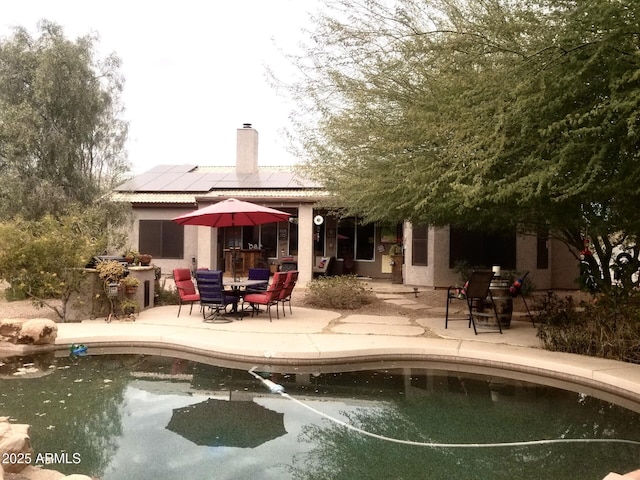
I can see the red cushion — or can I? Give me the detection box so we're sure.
[180,293,200,302]
[243,292,269,303]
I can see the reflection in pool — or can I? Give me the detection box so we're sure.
[0,352,639,480]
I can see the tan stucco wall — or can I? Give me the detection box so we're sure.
[404,224,580,290]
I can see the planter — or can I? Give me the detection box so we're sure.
[139,254,152,266]
[125,286,138,295]
[490,278,513,329]
[391,255,404,284]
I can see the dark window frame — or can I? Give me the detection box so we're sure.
[412,225,428,266]
[449,227,516,270]
[139,220,184,259]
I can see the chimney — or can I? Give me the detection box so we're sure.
[236,123,258,174]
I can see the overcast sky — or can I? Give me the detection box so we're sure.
[0,1,319,173]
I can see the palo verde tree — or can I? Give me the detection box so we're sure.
[287,0,640,293]
[0,20,130,220]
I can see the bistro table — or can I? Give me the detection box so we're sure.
[223,278,269,317]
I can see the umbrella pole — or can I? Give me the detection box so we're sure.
[232,248,239,281]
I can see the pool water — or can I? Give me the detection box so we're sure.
[0,352,639,480]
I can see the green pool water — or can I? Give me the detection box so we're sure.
[0,351,639,480]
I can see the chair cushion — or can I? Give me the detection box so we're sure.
[243,292,269,303]
[181,293,200,302]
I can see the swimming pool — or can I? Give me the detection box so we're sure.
[1,351,639,479]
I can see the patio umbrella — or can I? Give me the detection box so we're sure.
[171,198,290,228]
[172,198,290,280]
[166,398,286,448]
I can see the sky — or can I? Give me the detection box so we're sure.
[0,1,320,173]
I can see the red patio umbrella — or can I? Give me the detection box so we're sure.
[172,198,290,227]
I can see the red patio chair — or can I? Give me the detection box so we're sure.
[243,271,287,321]
[173,268,200,317]
[279,270,299,317]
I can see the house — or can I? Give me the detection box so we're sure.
[113,124,579,289]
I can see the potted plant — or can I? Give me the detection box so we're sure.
[120,298,139,316]
[95,260,126,296]
[124,250,139,265]
[120,275,140,294]
[139,253,152,266]
[388,244,404,284]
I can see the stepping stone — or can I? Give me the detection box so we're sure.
[384,298,417,306]
[341,314,410,325]
[375,293,406,299]
[331,323,425,336]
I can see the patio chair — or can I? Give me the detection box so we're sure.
[445,270,502,335]
[313,256,335,277]
[195,270,237,322]
[173,268,200,317]
[279,270,299,317]
[509,271,534,326]
[246,268,270,293]
[242,271,287,321]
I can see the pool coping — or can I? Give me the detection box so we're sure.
[31,304,639,406]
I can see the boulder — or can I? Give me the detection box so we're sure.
[13,466,64,479]
[0,417,33,473]
[0,319,57,345]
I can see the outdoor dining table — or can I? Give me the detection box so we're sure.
[223,279,269,316]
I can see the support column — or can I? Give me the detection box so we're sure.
[196,226,217,269]
[297,204,314,286]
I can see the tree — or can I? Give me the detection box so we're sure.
[0,205,129,321]
[0,20,130,220]
[288,0,640,293]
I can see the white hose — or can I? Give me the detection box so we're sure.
[249,368,640,449]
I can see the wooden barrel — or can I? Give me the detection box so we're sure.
[490,278,513,329]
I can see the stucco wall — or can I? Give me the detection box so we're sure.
[404,225,580,290]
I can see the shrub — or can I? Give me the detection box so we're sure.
[305,275,375,309]
[536,292,640,364]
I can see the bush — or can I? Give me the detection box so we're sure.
[305,275,375,309]
[536,292,640,364]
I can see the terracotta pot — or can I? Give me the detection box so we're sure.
[139,254,152,266]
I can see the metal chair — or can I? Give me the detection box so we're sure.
[195,270,237,322]
[173,268,200,317]
[243,271,287,321]
[446,270,502,334]
[246,268,270,293]
[509,271,534,326]
[279,270,299,317]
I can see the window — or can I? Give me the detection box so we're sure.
[288,220,298,256]
[337,217,375,261]
[412,225,428,266]
[261,223,277,258]
[537,229,549,269]
[139,220,184,259]
[449,227,516,270]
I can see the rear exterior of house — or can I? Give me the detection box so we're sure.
[113,125,579,290]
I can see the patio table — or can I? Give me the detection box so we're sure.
[224,279,269,316]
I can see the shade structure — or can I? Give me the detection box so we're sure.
[166,398,287,448]
[172,198,290,228]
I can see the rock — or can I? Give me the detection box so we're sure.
[17,320,57,345]
[0,418,33,473]
[12,466,64,479]
[61,476,93,480]
[0,319,57,345]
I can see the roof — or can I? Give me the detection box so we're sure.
[110,189,330,205]
[115,164,320,193]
